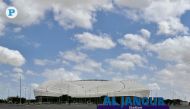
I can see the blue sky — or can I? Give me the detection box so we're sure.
[0,0,190,101]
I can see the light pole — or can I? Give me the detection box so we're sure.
[85,87,86,104]
[67,84,70,104]
[19,74,22,104]
[150,90,152,97]
[7,88,9,98]
[29,86,31,104]
[46,88,48,103]
[25,88,27,100]
[59,88,61,104]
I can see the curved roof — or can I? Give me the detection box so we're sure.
[34,80,150,98]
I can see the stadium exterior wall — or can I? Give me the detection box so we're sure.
[34,80,150,98]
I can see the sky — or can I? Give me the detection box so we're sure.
[0,0,190,101]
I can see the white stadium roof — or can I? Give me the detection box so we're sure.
[34,80,150,98]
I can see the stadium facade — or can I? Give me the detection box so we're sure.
[34,80,150,103]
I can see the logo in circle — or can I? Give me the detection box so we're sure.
[6,6,18,19]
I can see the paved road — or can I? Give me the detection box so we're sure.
[0,104,97,109]
[170,106,189,109]
[0,104,189,109]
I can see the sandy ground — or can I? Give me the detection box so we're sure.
[0,104,189,109]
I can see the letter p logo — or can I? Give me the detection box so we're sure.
[6,7,18,19]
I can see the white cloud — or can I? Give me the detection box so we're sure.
[118,29,150,51]
[157,18,188,35]
[0,82,10,99]
[0,0,113,34]
[10,73,25,82]
[10,0,54,27]
[140,29,151,39]
[112,75,140,81]
[74,59,104,73]
[0,46,25,67]
[141,75,147,81]
[148,83,160,90]
[115,0,151,9]
[1,0,190,36]
[15,35,25,39]
[150,36,190,82]
[13,27,22,33]
[31,83,39,89]
[106,53,146,71]
[115,0,190,35]
[149,36,190,101]
[24,41,41,48]
[42,68,80,81]
[59,50,104,73]
[59,51,87,63]
[13,67,23,73]
[32,42,41,48]
[0,2,7,36]
[154,63,190,101]
[75,32,116,50]
[12,73,24,80]
[34,58,61,66]
[11,68,25,81]
[34,59,52,66]
[26,70,39,76]
[51,0,112,29]
[150,36,190,64]
[151,36,190,88]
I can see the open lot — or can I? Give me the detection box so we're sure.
[0,104,189,109]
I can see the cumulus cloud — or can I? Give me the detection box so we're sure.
[0,0,113,35]
[13,67,23,73]
[11,68,25,81]
[0,2,7,36]
[34,59,53,66]
[0,46,25,67]
[9,0,48,26]
[51,0,112,29]
[118,29,150,51]
[75,32,116,50]
[150,36,190,64]
[151,36,190,80]
[148,83,160,90]
[155,63,190,100]
[42,68,80,81]
[115,0,190,35]
[106,53,146,71]
[149,36,190,101]
[13,27,22,33]
[1,0,190,36]
[115,0,151,9]
[73,59,104,73]
[26,70,39,76]
[60,51,104,73]
[112,74,147,81]
[31,83,39,89]
[59,51,87,63]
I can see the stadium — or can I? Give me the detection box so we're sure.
[34,80,150,104]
